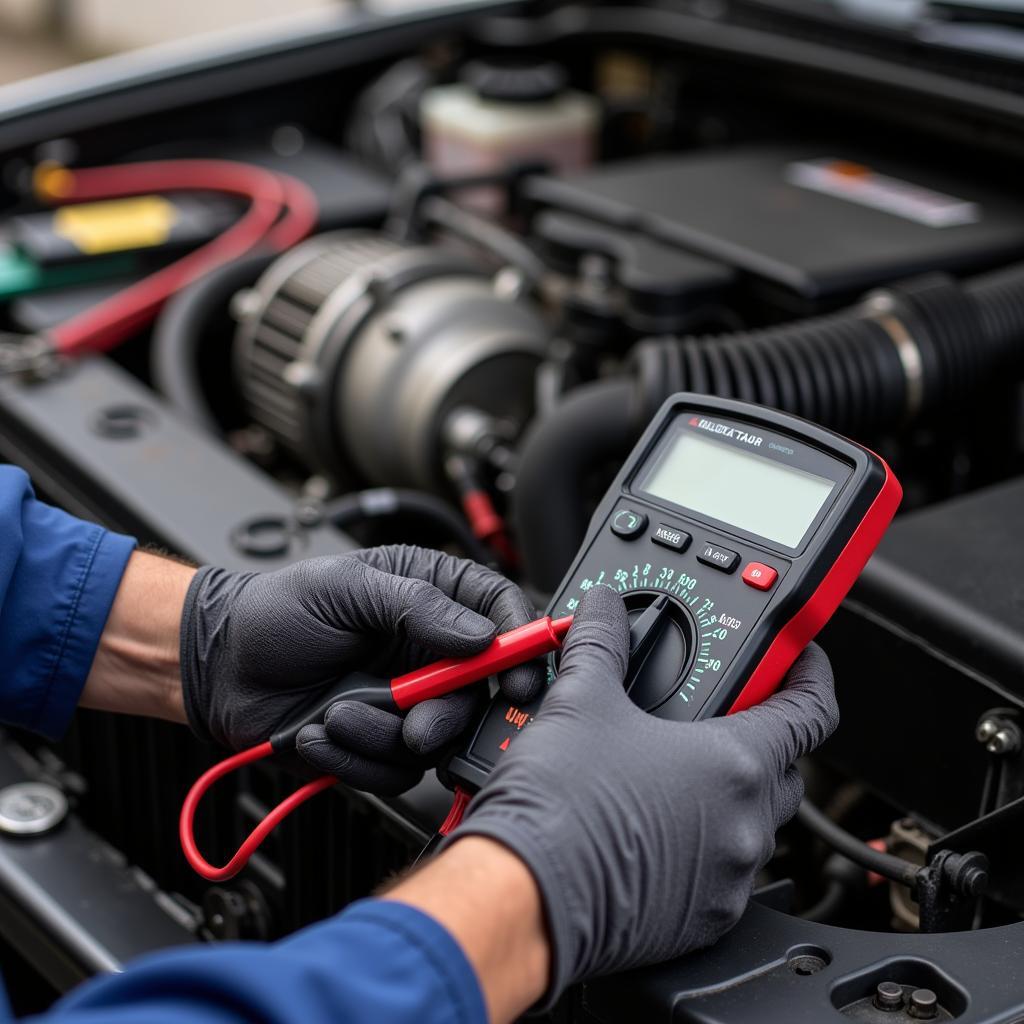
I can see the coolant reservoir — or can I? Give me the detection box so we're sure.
[421,60,599,209]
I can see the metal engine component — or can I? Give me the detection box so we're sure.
[0,782,68,836]
[233,231,549,490]
[888,819,931,931]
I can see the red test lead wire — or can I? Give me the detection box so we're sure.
[438,787,473,837]
[180,614,573,881]
[179,743,337,883]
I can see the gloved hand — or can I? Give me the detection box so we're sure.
[450,585,838,1005]
[180,544,543,795]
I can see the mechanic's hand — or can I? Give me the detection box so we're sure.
[180,545,543,795]
[449,585,838,1006]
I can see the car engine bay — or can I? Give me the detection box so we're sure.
[1,2,1023,1021]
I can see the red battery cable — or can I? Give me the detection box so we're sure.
[34,158,318,357]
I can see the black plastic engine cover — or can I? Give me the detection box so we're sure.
[525,145,1024,312]
[587,899,1024,1023]
[819,476,1024,830]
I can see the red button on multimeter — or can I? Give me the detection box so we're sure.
[445,392,901,795]
[742,562,778,590]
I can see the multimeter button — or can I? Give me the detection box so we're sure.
[611,509,648,539]
[651,523,691,552]
[742,562,778,590]
[697,542,739,573]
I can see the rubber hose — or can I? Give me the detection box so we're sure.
[796,799,920,888]
[513,379,641,591]
[800,851,868,922]
[151,250,276,433]
[420,196,547,287]
[514,270,1024,589]
[633,272,1018,430]
[965,262,1024,359]
[800,879,847,923]
[632,311,908,435]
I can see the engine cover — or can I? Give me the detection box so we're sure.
[526,145,1024,313]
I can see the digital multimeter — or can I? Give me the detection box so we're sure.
[444,393,902,792]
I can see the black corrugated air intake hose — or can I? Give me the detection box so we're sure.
[514,269,1024,591]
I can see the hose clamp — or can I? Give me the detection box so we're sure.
[861,292,924,421]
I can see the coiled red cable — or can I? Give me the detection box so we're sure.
[179,616,575,882]
[35,158,318,357]
[179,742,336,882]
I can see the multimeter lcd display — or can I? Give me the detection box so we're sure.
[640,430,836,548]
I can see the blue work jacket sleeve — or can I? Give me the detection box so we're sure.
[30,899,487,1024]
[0,465,136,739]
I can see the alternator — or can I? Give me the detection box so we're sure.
[233,231,548,490]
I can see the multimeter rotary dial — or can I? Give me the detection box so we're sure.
[622,592,693,711]
[558,562,731,715]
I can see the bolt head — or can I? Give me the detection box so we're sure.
[283,361,319,395]
[230,288,262,321]
[493,267,527,300]
[987,728,1021,756]
[976,718,999,743]
[909,987,938,1020]
[293,502,322,528]
[874,980,904,1011]
[963,865,988,897]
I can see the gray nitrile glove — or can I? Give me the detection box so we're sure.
[180,545,543,795]
[450,585,838,1005]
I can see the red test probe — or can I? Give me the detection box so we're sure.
[180,614,573,881]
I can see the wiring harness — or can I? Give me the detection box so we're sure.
[4,158,318,368]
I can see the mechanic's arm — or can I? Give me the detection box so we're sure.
[0,466,137,738]
[79,550,191,723]
[0,459,543,780]
[86,541,548,789]
[35,836,544,1024]
[35,587,837,1024]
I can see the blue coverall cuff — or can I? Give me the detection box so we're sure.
[32,528,136,739]
[324,899,488,1023]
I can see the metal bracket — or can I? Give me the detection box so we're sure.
[915,849,988,933]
